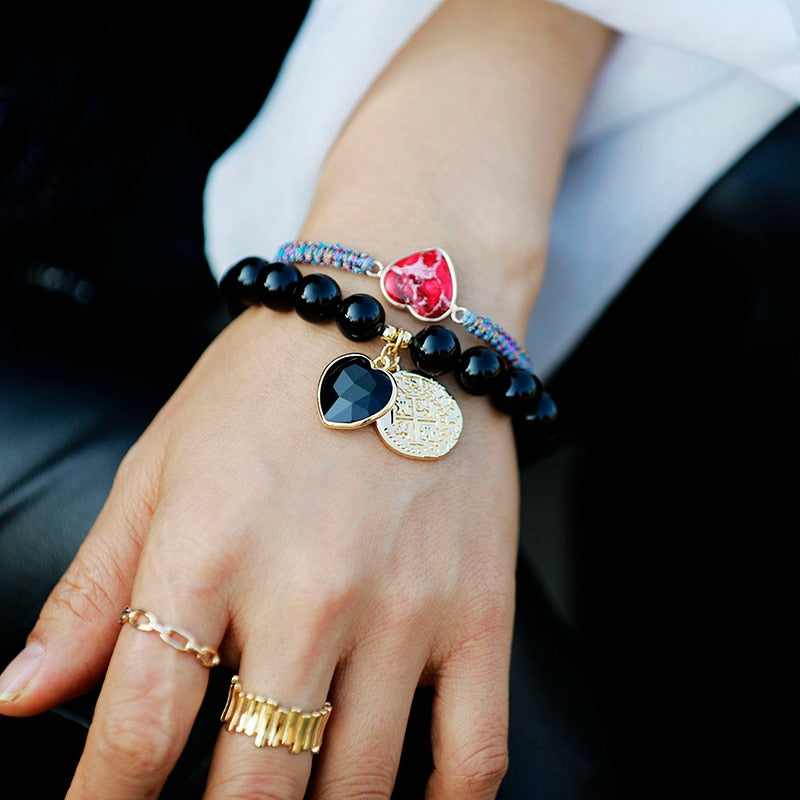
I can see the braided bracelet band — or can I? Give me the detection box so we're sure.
[275,241,532,372]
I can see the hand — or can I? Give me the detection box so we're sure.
[1,305,520,799]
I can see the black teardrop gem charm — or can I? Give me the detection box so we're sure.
[317,354,397,428]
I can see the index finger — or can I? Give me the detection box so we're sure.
[66,588,227,798]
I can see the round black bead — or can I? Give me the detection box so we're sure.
[335,293,386,341]
[251,261,302,311]
[294,272,342,322]
[455,346,504,395]
[512,391,560,467]
[410,325,461,376]
[219,257,268,316]
[491,367,544,416]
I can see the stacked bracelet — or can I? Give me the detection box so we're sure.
[275,242,559,466]
[220,255,559,467]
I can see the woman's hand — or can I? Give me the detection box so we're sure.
[0,0,612,794]
[1,304,520,799]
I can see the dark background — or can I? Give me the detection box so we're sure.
[1,3,798,796]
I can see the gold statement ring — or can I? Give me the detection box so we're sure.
[221,675,332,753]
[119,607,221,668]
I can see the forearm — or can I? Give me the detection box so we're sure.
[300,0,614,337]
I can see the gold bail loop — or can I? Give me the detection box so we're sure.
[375,325,412,372]
[380,324,413,349]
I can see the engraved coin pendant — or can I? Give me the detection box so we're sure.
[375,371,462,459]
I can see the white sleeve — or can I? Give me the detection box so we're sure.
[202,0,445,284]
[529,0,800,376]
[203,0,800,378]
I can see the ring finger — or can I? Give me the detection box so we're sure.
[205,626,342,800]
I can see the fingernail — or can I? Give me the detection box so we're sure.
[0,642,44,702]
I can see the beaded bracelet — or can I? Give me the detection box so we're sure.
[219,256,559,466]
[275,241,532,372]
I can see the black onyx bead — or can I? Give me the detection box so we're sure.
[512,391,560,468]
[294,273,342,322]
[455,346,504,395]
[491,367,543,416]
[410,325,461,376]
[219,257,268,316]
[335,293,385,341]
[251,261,302,311]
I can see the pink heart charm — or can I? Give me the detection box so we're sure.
[380,248,456,322]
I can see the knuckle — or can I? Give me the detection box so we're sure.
[478,588,513,634]
[208,769,306,800]
[43,549,127,627]
[112,441,141,485]
[452,737,510,795]
[391,571,438,622]
[461,583,514,638]
[437,588,513,668]
[114,443,161,528]
[113,441,153,496]
[182,536,238,588]
[315,760,396,800]
[94,690,179,779]
[296,561,361,623]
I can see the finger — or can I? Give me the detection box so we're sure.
[307,638,429,799]
[66,594,226,799]
[425,603,514,799]
[206,626,342,800]
[0,443,160,715]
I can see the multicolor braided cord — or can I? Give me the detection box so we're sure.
[275,240,377,275]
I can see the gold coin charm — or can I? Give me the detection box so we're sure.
[375,371,462,459]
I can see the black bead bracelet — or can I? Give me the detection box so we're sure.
[220,256,558,466]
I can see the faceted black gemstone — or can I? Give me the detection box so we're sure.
[455,346,504,395]
[335,293,385,341]
[219,256,268,316]
[512,391,560,468]
[410,325,461,376]
[251,261,302,311]
[318,354,395,425]
[295,272,342,322]
[491,367,543,416]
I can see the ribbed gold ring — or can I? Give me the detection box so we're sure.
[221,675,332,753]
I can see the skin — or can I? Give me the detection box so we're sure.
[0,1,613,798]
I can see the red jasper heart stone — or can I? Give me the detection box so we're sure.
[380,248,456,322]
